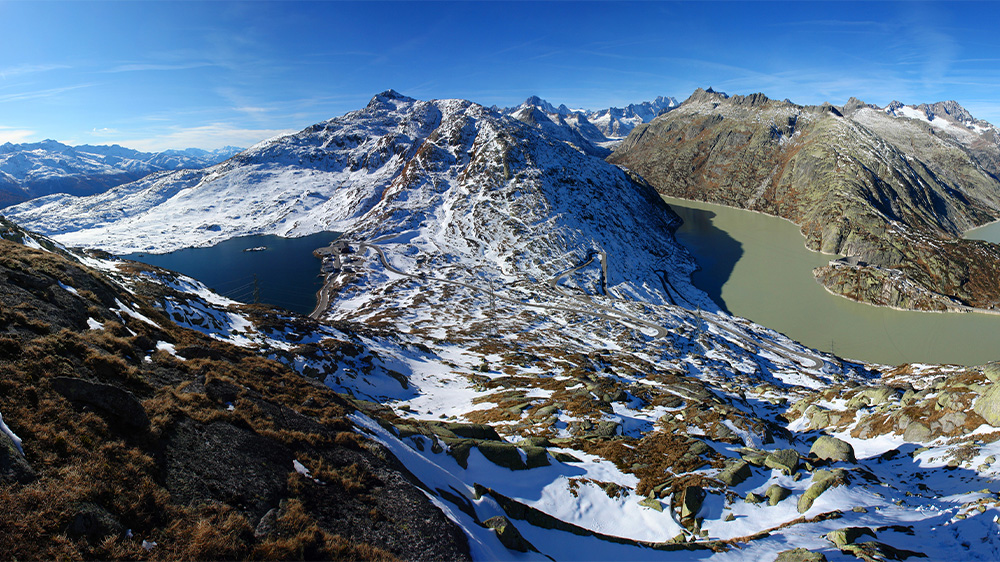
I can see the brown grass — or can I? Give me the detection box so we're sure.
[252,500,397,561]
[578,432,719,497]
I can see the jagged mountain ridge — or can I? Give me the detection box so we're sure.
[610,88,1000,311]
[501,94,679,144]
[0,140,241,207]
[6,90,708,309]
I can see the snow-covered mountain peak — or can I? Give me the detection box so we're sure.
[916,100,976,124]
[500,94,680,142]
[5,92,707,308]
[879,98,997,140]
[366,88,418,112]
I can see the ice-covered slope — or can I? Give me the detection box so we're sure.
[0,140,240,206]
[6,90,707,309]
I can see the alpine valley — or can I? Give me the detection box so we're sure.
[4,89,1000,562]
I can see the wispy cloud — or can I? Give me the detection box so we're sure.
[233,106,270,116]
[104,62,217,73]
[0,63,70,79]
[110,123,296,152]
[0,84,93,103]
[0,127,36,144]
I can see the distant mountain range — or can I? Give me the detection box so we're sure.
[499,95,679,155]
[0,140,242,206]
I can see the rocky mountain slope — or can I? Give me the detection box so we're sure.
[3,91,706,310]
[6,91,1000,560]
[0,140,241,207]
[0,219,469,560]
[609,88,1000,312]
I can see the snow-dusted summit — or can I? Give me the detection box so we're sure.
[501,95,679,145]
[880,99,1000,142]
[5,90,707,308]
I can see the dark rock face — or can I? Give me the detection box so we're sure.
[609,89,1000,312]
[65,502,124,542]
[50,377,150,430]
[0,428,35,485]
[161,419,292,519]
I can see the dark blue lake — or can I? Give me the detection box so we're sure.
[124,232,340,315]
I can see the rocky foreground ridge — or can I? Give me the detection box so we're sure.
[610,88,1000,312]
[0,219,471,560]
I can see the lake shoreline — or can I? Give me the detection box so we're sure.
[664,196,1000,366]
[123,232,339,316]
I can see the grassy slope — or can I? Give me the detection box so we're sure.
[0,238,468,561]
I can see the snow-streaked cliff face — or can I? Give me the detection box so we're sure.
[5,90,708,309]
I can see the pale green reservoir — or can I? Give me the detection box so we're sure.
[665,196,1000,366]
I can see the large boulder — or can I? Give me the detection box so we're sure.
[765,449,800,475]
[903,421,932,442]
[475,441,550,471]
[974,383,1000,426]
[680,485,706,522]
[826,526,876,548]
[766,484,792,506]
[809,435,856,463]
[774,548,827,562]
[719,459,753,487]
[484,515,535,553]
[797,469,849,513]
[443,423,502,441]
[983,362,1000,383]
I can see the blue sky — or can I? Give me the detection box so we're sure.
[3,1,1000,151]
